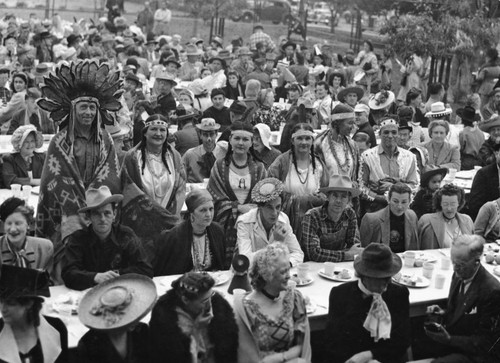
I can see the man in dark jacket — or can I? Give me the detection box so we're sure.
[468,153,500,219]
[424,235,500,362]
[62,186,153,290]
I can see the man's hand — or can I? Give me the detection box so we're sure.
[94,271,119,284]
[344,245,364,261]
[425,324,451,344]
[345,350,373,363]
[426,304,445,315]
[272,222,287,242]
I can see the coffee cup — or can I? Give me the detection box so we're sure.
[422,262,435,279]
[404,251,416,267]
[11,184,21,198]
[435,274,446,289]
[324,262,335,276]
[297,263,309,280]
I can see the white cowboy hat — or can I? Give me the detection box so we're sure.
[425,102,452,118]
[319,175,361,197]
[78,186,123,213]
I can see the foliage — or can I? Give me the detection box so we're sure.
[353,0,394,15]
[184,0,247,19]
[379,0,500,59]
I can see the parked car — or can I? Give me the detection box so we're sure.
[232,0,295,25]
[308,1,336,25]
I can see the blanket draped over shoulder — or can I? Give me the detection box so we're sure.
[36,128,121,254]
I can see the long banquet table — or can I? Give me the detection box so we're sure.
[41,247,500,349]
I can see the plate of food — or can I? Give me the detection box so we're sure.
[392,273,430,288]
[290,274,314,287]
[51,292,82,315]
[209,271,231,286]
[318,268,354,282]
[32,186,40,195]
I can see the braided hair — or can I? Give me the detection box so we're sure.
[224,121,263,165]
[140,114,172,175]
[290,123,317,173]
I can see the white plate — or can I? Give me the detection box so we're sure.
[291,274,314,287]
[318,268,355,282]
[32,186,40,194]
[209,271,231,286]
[392,274,430,288]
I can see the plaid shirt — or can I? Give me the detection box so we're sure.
[301,203,360,262]
[249,32,276,52]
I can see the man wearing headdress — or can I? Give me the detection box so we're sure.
[36,61,123,281]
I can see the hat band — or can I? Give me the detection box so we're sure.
[72,96,100,107]
[292,130,315,139]
[231,130,253,138]
[380,119,398,128]
[331,112,355,121]
[145,120,168,128]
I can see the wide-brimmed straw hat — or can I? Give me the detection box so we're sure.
[319,175,360,197]
[354,243,402,278]
[368,90,395,110]
[479,114,500,133]
[185,44,202,56]
[78,274,157,331]
[251,178,284,204]
[78,186,123,213]
[105,123,131,139]
[196,118,221,131]
[425,102,452,118]
[156,72,178,86]
[0,265,50,300]
[337,86,364,103]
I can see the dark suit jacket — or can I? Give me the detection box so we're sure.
[444,266,500,362]
[468,162,499,219]
[326,281,411,363]
[2,152,45,187]
[153,220,227,276]
[360,206,419,250]
[8,108,55,134]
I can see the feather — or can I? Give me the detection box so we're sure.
[101,100,122,112]
[38,99,61,112]
[94,66,109,89]
[52,108,70,122]
[86,61,99,85]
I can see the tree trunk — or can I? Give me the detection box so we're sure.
[192,14,199,37]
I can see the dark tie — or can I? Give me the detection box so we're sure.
[204,152,216,176]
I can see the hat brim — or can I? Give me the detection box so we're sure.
[368,91,395,110]
[421,167,448,186]
[318,186,361,197]
[398,125,413,132]
[78,274,157,331]
[281,41,297,51]
[196,124,221,131]
[186,50,203,56]
[456,108,481,122]
[166,60,181,68]
[354,253,402,278]
[479,119,500,132]
[156,77,178,86]
[424,108,452,118]
[78,194,124,213]
[337,87,364,102]
[208,57,227,67]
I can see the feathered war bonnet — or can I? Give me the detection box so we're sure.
[37,60,123,144]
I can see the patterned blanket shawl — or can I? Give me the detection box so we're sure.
[36,128,121,255]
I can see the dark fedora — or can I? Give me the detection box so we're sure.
[0,265,50,300]
[421,167,448,188]
[456,106,480,123]
[398,120,413,133]
[354,243,402,278]
[125,73,142,87]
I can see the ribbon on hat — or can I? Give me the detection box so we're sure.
[358,279,392,342]
[331,112,355,121]
[291,130,315,139]
[373,90,389,106]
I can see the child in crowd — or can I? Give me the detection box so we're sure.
[353,132,371,154]
[410,168,448,219]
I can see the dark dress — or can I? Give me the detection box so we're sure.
[410,188,435,219]
[153,220,227,276]
[326,281,411,363]
[77,323,150,363]
[2,152,45,187]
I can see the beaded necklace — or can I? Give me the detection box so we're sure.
[328,133,352,174]
[192,233,211,271]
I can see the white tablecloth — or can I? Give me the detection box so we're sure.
[40,248,477,349]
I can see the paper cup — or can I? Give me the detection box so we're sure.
[324,262,335,276]
[11,184,21,198]
[297,263,309,280]
[435,274,446,289]
[404,251,416,268]
[422,262,435,279]
[447,168,457,181]
[441,257,451,270]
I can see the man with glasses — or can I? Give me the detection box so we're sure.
[360,182,418,252]
[301,175,363,262]
[360,116,419,214]
[182,118,226,183]
[423,235,500,362]
[61,186,153,290]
